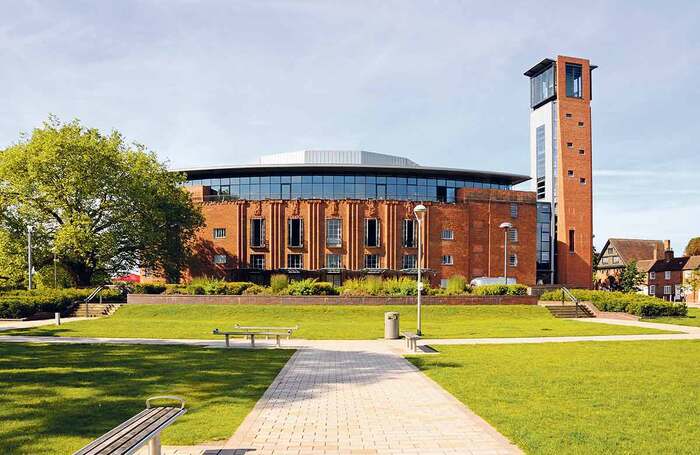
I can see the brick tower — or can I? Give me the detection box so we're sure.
[525,55,595,288]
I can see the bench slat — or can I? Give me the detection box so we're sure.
[74,408,159,455]
[74,407,184,455]
[104,407,183,455]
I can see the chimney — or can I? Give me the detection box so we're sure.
[664,240,674,262]
[653,247,658,261]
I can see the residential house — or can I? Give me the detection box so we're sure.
[595,238,664,289]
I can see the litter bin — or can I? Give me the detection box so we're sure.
[384,312,400,339]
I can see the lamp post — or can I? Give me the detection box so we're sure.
[499,222,513,285]
[413,204,427,336]
[27,226,33,290]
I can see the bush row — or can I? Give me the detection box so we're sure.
[539,289,687,317]
[0,288,122,319]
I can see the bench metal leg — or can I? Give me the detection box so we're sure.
[276,335,281,347]
[250,334,255,347]
[149,434,161,455]
[225,334,230,348]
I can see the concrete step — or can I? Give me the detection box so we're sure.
[69,303,121,318]
[544,305,595,318]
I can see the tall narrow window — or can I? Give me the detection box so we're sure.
[649,285,656,295]
[508,228,518,243]
[326,254,341,269]
[402,219,416,247]
[287,253,302,269]
[565,63,583,98]
[365,218,380,247]
[509,254,518,267]
[402,254,417,269]
[250,254,265,269]
[250,219,266,247]
[326,219,342,247]
[364,254,379,269]
[568,229,575,253]
[288,218,303,247]
[510,203,518,218]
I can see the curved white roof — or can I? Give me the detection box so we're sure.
[257,150,419,167]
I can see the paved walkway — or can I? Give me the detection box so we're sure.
[0,317,89,331]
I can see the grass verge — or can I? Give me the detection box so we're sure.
[5,304,675,339]
[642,307,700,327]
[0,343,292,454]
[408,341,700,454]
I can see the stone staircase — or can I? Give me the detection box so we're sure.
[70,303,122,318]
[542,303,595,318]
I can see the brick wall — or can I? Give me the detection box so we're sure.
[128,294,538,305]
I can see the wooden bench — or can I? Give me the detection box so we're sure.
[213,329,289,347]
[401,332,422,353]
[73,396,186,455]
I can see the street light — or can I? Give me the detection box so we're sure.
[27,226,33,290]
[499,222,513,285]
[413,204,427,336]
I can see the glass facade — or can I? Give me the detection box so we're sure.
[530,64,555,107]
[183,171,513,203]
[536,202,553,284]
[536,125,546,200]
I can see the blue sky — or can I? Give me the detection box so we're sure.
[1,1,698,252]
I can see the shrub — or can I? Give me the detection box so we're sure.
[472,284,527,296]
[285,279,339,296]
[383,277,418,296]
[0,288,122,319]
[242,284,266,295]
[132,283,167,294]
[224,282,254,295]
[445,275,469,295]
[270,274,289,293]
[539,289,688,317]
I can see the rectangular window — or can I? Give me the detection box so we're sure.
[287,254,303,269]
[441,229,454,240]
[402,219,416,247]
[402,254,417,269]
[250,254,265,269]
[214,254,227,264]
[326,219,342,247]
[250,219,266,247]
[510,203,518,218]
[650,271,656,280]
[530,64,555,107]
[509,254,518,267]
[326,254,341,269]
[675,284,682,295]
[649,285,656,295]
[580,177,587,184]
[508,228,518,243]
[365,218,380,247]
[567,142,573,148]
[664,285,672,295]
[441,255,453,265]
[536,125,546,199]
[565,63,583,98]
[578,121,584,127]
[568,170,574,177]
[665,271,671,280]
[569,229,575,253]
[579,149,585,155]
[364,254,380,269]
[213,228,226,239]
[288,218,303,247]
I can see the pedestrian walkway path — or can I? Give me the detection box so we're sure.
[0,317,89,331]
[223,341,521,455]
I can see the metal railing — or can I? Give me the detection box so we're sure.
[81,285,107,317]
[561,287,580,318]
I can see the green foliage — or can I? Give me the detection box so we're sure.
[619,260,645,293]
[0,116,203,285]
[383,277,419,296]
[445,275,469,295]
[270,274,289,293]
[685,237,700,256]
[284,278,339,296]
[0,288,122,318]
[540,289,687,317]
[132,283,168,294]
[242,284,266,295]
[472,284,528,296]
[33,263,76,289]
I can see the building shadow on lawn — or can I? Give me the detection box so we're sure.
[0,343,292,453]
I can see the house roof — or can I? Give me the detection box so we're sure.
[649,257,690,273]
[683,256,700,271]
[603,238,665,266]
[636,259,656,273]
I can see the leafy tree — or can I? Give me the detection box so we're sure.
[685,270,700,302]
[0,116,203,286]
[619,260,645,293]
[685,237,700,256]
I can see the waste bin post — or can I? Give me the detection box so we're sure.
[384,312,400,339]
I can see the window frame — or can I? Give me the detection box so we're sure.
[326,253,341,269]
[287,253,303,269]
[402,219,417,248]
[441,229,454,240]
[402,254,417,269]
[508,228,518,243]
[250,254,265,269]
[441,255,453,265]
[325,218,342,247]
[510,203,518,218]
[288,218,304,248]
[213,254,227,265]
[365,218,380,247]
[250,218,266,247]
[649,285,656,295]
[213,228,227,239]
[364,254,380,269]
[664,285,672,295]
[649,271,656,280]
[664,271,671,280]
[565,62,583,99]
[509,253,518,267]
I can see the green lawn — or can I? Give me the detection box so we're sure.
[6,304,674,339]
[642,307,700,327]
[0,343,292,454]
[408,341,700,454]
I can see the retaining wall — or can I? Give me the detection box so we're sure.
[127,294,538,306]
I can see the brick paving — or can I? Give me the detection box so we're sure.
[223,341,521,454]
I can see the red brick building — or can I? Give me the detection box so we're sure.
[646,241,700,301]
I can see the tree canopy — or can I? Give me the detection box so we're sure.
[0,116,203,286]
[685,237,700,256]
[619,260,645,293]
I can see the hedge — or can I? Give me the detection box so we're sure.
[0,288,122,319]
[540,289,687,317]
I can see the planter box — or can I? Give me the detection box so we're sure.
[127,294,538,306]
